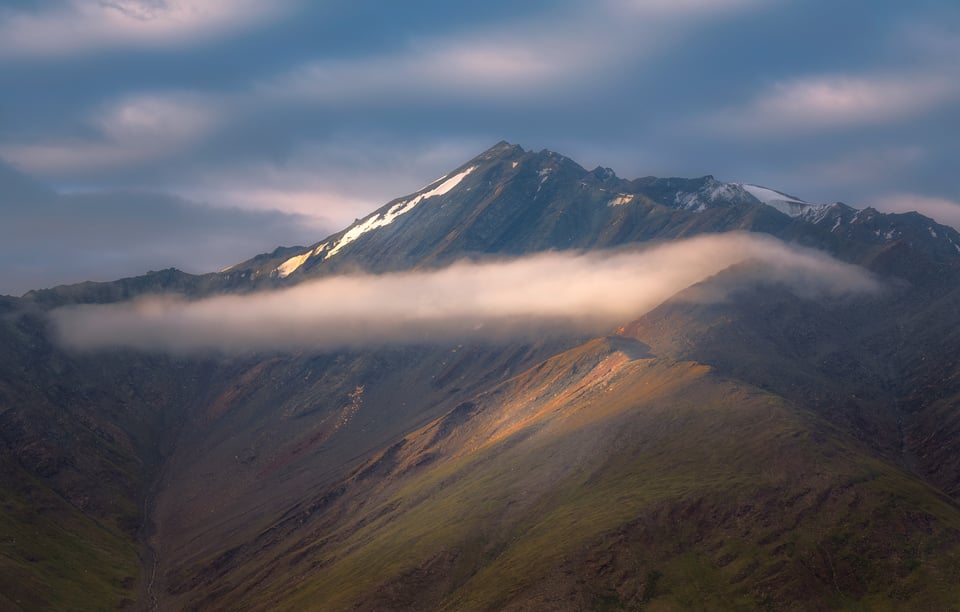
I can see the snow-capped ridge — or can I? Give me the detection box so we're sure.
[739,184,805,206]
[674,177,746,211]
[324,165,477,260]
[673,177,845,221]
[799,202,844,226]
[738,183,806,216]
[231,144,959,288]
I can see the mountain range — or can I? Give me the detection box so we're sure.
[3,141,960,610]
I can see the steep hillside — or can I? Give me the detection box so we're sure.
[619,264,960,497]
[0,297,228,609]
[153,336,960,610]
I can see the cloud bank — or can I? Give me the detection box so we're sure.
[0,93,217,176]
[0,162,324,296]
[871,193,960,231]
[704,73,960,137]
[0,0,291,58]
[52,234,880,354]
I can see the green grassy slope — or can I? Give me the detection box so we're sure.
[0,458,140,610]
[0,298,225,610]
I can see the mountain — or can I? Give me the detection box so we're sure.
[3,142,960,610]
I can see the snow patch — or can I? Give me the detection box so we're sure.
[741,183,805,205]
[674,178,740,211]
[275,242,330,278]
[608,194,635,207]
[325,166,476,259]
[706,182,741,202]
[535,167,553,195]
[674,191,708,211]
[511,161,519,169]
[740,183,811,217]
[276,252,311,278]
[928,227,938,239]
[799,203,837,225]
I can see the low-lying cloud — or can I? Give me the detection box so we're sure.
[52,233,881,354]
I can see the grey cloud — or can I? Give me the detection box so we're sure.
[0,0,293,58]
[0,162,326,296]
[51,233,881,354]
[871,194,960,231]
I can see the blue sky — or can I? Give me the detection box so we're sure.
[1,0,958,295]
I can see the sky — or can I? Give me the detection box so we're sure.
[1,0,958,295]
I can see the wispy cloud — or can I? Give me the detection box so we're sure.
[0,165,321,295]
[0,92,216,175]
[52,233,880,353]
[871,193,960,231]
[1,0,771,180]
[802,146,926,189]
[184,138,482,224]
[262,0,769,106]
[0,0,293,58]
[609,0,766,16]
[705,73,959,136]
[263,29,602,105]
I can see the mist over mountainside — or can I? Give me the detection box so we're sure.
[3,143,960,610]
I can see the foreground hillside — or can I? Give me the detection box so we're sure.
[164,335,960,610]
[0,297,225,609]
[3,143,960,610]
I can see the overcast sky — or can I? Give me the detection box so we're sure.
[1,0,958,295]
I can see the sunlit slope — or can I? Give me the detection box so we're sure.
[148,339,582,610]
[168,337,960,610]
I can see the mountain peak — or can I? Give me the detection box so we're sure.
[210,143,960,292]
[474,140,526,162]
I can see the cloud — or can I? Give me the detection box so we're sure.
[51,233,881,354]
[609,0,765,16]
[705,73,959,136]
[0,0,292,58]
[183,138,483,224]
[262,29,602,106]
[0,0,772,182]
[798,146,926,191]
[261,0,769,107]
[0,92,217,176]
[871,193,960,231]
[0,165,323,295]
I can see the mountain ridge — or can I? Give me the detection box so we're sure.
[3,142,960,609]
[19,141,960,306]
